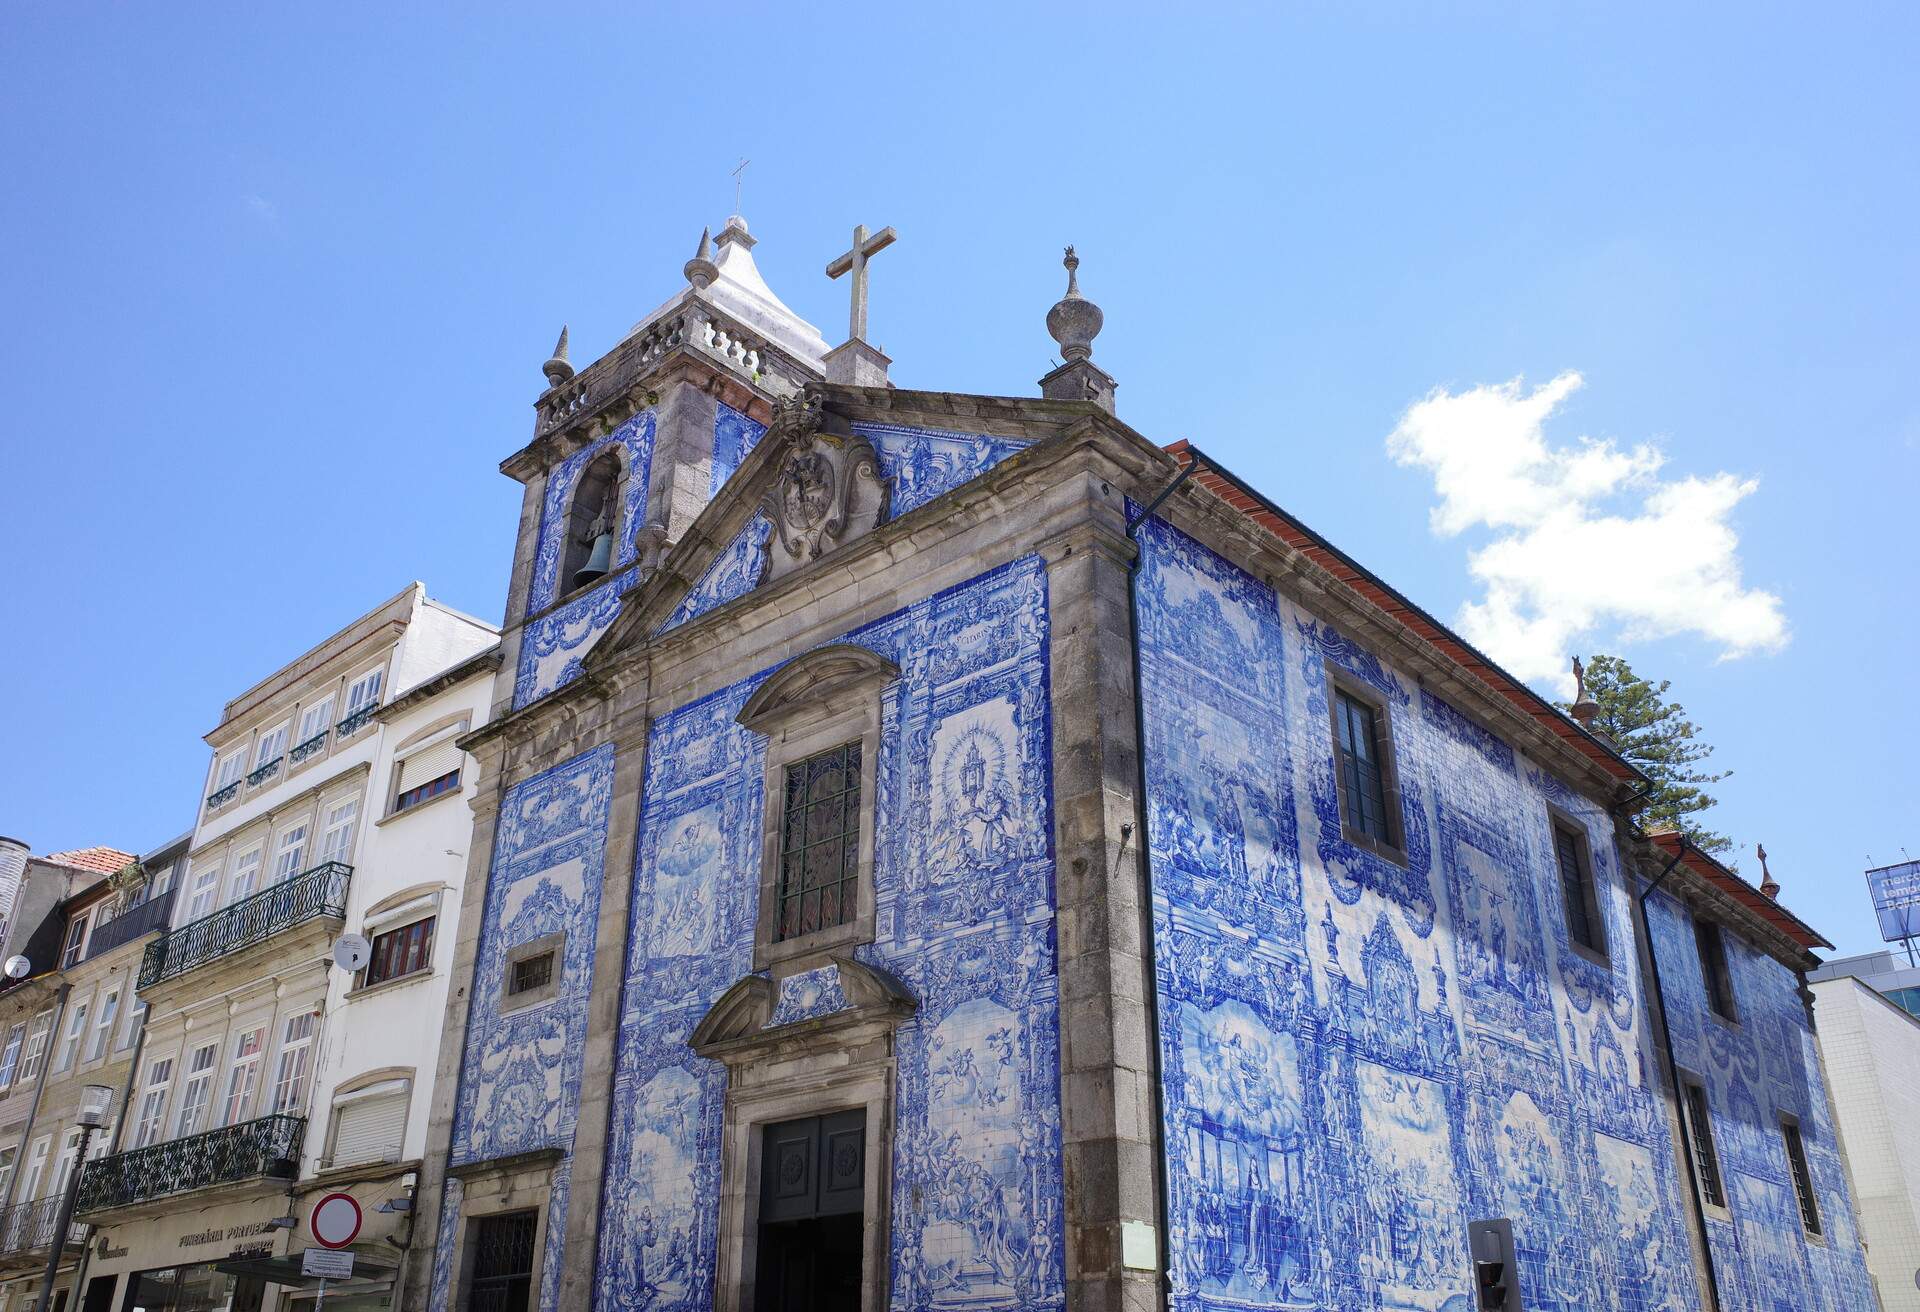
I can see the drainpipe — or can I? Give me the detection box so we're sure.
[1633,836,1725,1312]
[1122,448,1206,1303]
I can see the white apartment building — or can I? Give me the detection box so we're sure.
[1811,953,1920,1312]
[74,585,494,1312]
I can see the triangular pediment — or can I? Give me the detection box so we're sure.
[584,386,1084,668]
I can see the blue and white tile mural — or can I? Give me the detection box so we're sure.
[435,745,616,1312]
[594,556,1063,1310]
[514,573,633,709]
[1132,512,1869,1312]
[709,401,767,496]
[1644,889,1877,1312]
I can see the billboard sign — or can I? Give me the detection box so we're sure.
[1867,860,1920,943]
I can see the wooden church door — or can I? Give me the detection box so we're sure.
[755,1110,866,1311]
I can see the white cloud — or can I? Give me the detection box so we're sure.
[1387,371,1787,695]
[243,193,279,223]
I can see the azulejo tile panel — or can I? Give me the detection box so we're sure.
[594,556,1062,1311]
[514,573,633,709]
[709,401,767,496]
[528,411,658,615]
[654,513,771,636]
[1644,888,1877,1312]
[856,422,1033,520]
[435,745,616,1312]
[1133,512,1868,1312]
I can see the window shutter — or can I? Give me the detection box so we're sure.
[395,740,462,795]
[330,1085,408,1166]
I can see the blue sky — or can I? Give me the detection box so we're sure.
[2,5,1913,955]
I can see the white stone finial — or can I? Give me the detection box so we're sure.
[1046,245,1103,362]
[542,326,574,387]
[684,227,718,290]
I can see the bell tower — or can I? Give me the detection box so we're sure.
[492,214,834,716]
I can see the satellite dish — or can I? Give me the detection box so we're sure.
[3,956,30,980]
[332,934,371,974]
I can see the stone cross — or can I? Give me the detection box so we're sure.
[826,223,897,344]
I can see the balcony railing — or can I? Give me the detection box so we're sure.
[84,888,177,962]
[246,756,283,788]
[139,863,351,990]
[289,730,330,765]
[334,702,380,740]
[75,1114,304,1215]
[205,780,242,812]
[0,1196,89,1256]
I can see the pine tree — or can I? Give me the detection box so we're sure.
[1571,653,1734,857]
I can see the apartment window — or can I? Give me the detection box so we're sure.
[776,742,864,942]
[327,1078,410,1168]
[0,1023,24,1089]
[85,990,119,1063]
[391,727,466,815]
[366,917,435,987]
[132,1058,174,1148]
[296,697,335,748]
[222,1027,265,1124]
[175,1043,219,1137]
[1328,679,1404,858]
[50,1128,82,1201]
[184,861,221,921]
[318,799,359,866]
[19,1137,48,1203]
[344,669,384,717]
[1551,817,1607,958]
[18,1012,53,1084]
[0,1147,15,1203]
[271,1012,319,1115]
[1782,1117,1823,1236]
[213,751,246,791]
[1680,1075,1727,1210]
[468,1211,538,1312]
[60,912,90,969]
[53,1000,89,1074]
[118,997,146,1053]
[272,825,310,885]
[253,723,290,770]
[1694,917,1739,1021]
[227,848,263,905]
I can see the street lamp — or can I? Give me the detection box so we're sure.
[34,1085,113,1312]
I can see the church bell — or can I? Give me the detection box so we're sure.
[573,509,614,588]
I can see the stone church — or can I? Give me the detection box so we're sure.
[410,213,1877,1312]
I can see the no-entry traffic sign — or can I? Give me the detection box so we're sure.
[310,1192,363,1249]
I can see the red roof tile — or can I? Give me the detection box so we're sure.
[1646,830,1830,953]
[41,847,137,876]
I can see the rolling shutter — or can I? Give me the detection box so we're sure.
[394,739,462,797]
[330,1081,408,1167]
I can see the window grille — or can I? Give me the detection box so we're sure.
[776,743,863,941]
[469,1211,538,1312]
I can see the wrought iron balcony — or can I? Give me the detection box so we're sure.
[84,888,177,962]
[335,702,380,740]
[289,730,330,764]
[206,780,242,811]
[246,756,283,788]
[139,862,351,990]
[75,1114,304,1215]
[0,1195,89,1256]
